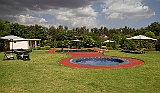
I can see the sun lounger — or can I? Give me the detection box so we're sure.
[3,52,14,60]
[122,49,145,54]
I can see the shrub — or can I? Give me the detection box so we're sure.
[143,48,156,51]
[36,46,41,50]
[108,47,113,50]
[149,48,156,51]
[101,46,107,49]
[44,46,51,50]
[40,47,46,50]
[142,48,147,51]
[156,39,160,51]
[36,46,51,50]
[117,48,122,50]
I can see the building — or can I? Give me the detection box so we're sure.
[10,38,41,49]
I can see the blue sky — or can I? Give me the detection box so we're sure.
[0,0,160,29]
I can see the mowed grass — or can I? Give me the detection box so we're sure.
[0,50,160,93]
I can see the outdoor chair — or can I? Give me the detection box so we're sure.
[3,52,14,60]
[16,52,30,61]
[14,49,31,61]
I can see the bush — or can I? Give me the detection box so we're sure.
[40,46,51,50]
[40,47,46,50]
[149,48,156,51]
[44,46,51,50]
[108,47,113,50]
[117,48,122,50]
[36,46,41,50]
[156,44,160,51]
[143,48,156,51]
[101,46,107,49]
[35,46,51,50]
[156,39,160,51]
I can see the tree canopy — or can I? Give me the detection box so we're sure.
[0,19,160,51]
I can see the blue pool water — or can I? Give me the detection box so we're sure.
[70,57,130,66]
[56,49,95,52]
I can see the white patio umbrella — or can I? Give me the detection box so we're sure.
[104,40,114,43]
[103,40,114,49]
[126,35,157,40]
[71,39,81,42]
[71,39,81,48]
[126,35,157,49]
[1,35,23,40]
[0,35,23,52]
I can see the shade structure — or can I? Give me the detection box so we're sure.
[71,39,81,48]
[104,40,114,43]
[126,35,157,49]
[0,35,23,52]
[126,35,157,40]
[103,40,114,49]
[71,39,81,42]
[1,35,23,40]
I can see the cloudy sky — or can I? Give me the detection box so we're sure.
[0,0,160,29]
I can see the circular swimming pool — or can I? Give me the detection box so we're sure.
[70,57,130,66]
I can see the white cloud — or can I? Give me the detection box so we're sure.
[14,14,49,27]
[10,0,156,29]
[102,0,155,19]
[54,6,98,28]
[73,6,98,17]
[14,5,98,28]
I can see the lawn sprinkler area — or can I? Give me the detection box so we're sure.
[59,52,144,69]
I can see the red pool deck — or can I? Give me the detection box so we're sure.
[59,52,144,69]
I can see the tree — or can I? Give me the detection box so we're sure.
[0,19,159,50]
[81,35,97,48]
[48,25,56,39]
[10,23,27,37]
[144,31,156,38]
[146,22,160,36]
[134,29,147,36]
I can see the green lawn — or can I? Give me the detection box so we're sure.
[0,50,160,93]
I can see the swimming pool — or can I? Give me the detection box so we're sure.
[70,57,130,66]
[56,49,96,52]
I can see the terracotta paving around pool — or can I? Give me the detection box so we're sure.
[59,52,144,69]
[47,49,144,69]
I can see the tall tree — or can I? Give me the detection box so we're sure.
[146,22,160,36]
